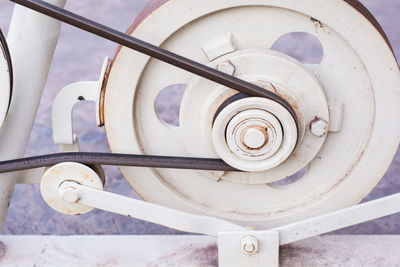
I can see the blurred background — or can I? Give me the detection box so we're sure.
[0,0,399,235]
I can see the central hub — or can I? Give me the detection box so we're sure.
[179,49,329,182]
[242,127,268,149]
[224,109,284,163]
[212,97,298,172]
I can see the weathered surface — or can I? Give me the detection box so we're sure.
[0,235,399,266]
[0,0,399,236]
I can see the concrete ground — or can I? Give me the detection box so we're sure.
[0,0,399,235]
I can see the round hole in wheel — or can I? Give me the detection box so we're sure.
[104,0,400,228]
[154,84,186,127]
[271,32,323,65]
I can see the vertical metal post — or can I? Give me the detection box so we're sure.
[0,0,67,229]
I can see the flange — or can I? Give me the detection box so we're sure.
[104,0,400,228]
[0,28,12,128]
[40,162,105,215]
[180,49,329,183]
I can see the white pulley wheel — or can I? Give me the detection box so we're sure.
[212,97,298,172]
[104,0,400,228]
[40,163,105,215]
[0,29,12,128]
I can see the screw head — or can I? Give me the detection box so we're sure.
[241,235,259,255]
[310,118,328,137]
[217,61,235,75]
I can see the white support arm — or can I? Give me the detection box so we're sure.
[60,181,400,243]
[62,181,245,237]
[273,192,400,245]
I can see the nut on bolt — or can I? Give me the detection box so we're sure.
[241,235,259,255]
[310,118,328,137]
[217,61,235,75]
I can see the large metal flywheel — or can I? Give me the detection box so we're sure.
[104,0,400,228]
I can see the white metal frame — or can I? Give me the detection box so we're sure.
[1,1,400,266]
[0,0,67,228]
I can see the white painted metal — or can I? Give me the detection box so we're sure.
[273,192,400,245]
[212,97,298,172]
[40,165,400,245]
[0,38,11,129]
[328,100,344,132]
[55,181,400,243]
[1,1,400,266]
[201,32,236,61]
[62,181,245,236]
[40,163,104,215]
[52,57,110,151]
[37,166,400,265]
[182,49,328,182]
[0,0,67,228]
[242,127,267,149]
[218,231,279,267]
[104,0,400,228]
[1,235,399,266]
[216,60,236,75]
[310,118,328,137]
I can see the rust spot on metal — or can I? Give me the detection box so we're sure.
[98,58,112,127]
[310,17,323,28]
[240,126,269,151]
[258,81,302,124]
[106,0,170,146]
[112,0,170,63]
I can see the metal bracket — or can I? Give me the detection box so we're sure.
[52,57,110,152]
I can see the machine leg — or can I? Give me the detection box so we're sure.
[0,0,67,228]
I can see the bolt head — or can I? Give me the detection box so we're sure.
[217,61,235,75]
[310,118,328,137]
[58,186,79,203]
[241,235,259,255]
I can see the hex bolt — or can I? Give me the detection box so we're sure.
[217,61,235,75]
[58,185,79,203]
[310,118,328,137]
[241,235,259,255]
